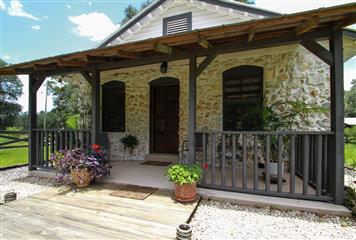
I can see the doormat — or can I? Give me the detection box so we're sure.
[140,161,172,166]
[110,185,157,200]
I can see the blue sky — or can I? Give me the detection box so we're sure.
[0,0,355,112]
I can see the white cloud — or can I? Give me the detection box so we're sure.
[7,0,40,20]
[68,12,119,42]
[88,1,92,6]
[3,54,11,60]
[66,4,71,9]
[0,0,5,10]
[31,25,40,30]
[43,15,48,19]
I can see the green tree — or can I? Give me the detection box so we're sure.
[14,112,29,130]
[121,1,153,24]
[37,110,58,129]
[47,78,91,130]
[345,79,356,117]
[0,59,23,129]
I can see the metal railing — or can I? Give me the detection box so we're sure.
[194,130,335,202]
[32,129,91,169]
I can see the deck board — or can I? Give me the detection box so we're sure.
[0,184,198,240]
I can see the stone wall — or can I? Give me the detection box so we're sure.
[101,60,190,160]
[100,44,331,160]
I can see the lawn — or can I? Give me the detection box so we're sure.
[0,147,28,168]
[0,134,28,168]
[345,143,356,169]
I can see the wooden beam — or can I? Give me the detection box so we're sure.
[57,59,88,67]
[0,69,16,75]
[248,27,255,42]
[80,71,93,86]
[117,50,141,59]
[329,29,345,204]
[300,39,333,65]
[154,43,172,54]
[32,75,46,93]
[95,29,330,73]
[85,55,114,62]
[28,74,37,171]
[198,35,213,48]
[91,69,100,144]
[188,56,197,164]
[333,13,356,30]
[197,52,218,77]
[296,17,319,35]
[34,63,57,71]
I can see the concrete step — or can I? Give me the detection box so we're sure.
[144,153,179,162]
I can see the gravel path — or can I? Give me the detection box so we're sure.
[0,166,56,203]
[190,200,356,240]
[345,168,356,189]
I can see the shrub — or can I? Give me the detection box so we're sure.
[50,144,111,184]
[345,126,356,143]
[166,164,203,185]
[120,135,138,149]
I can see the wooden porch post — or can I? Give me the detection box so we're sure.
[91,69,101,144]
[188,56,197,164]
[28,74,37,170]
[329,29,345,204]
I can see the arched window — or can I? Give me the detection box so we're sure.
[223,65,263,131]
[102,81,125,132]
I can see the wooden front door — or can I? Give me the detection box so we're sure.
[151,83,179,153]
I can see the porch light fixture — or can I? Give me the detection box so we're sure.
[160,62,168,73]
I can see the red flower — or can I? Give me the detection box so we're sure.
[202,163,209,170]
[92,144,100,151]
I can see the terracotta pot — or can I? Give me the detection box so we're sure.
[174,183,197,203]
[71,169,92,187]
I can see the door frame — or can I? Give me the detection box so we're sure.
[149,77,180,153]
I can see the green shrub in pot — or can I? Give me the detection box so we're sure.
[166,164,204,202]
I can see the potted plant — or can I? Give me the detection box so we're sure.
[166,164,203,202]
[242,106,284,176]
[50,144,111,187]
[120,135,138,154]
[242,95,327,177]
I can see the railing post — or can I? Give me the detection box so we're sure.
[188,56,197,164]
[28,74,37,171]
[329,29,345,204]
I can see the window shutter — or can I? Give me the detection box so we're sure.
[223,66,264,131]
[163,13,192,36]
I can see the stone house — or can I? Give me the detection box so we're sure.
[1,0,355,204]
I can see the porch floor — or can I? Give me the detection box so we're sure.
[105,160,175,189]
[104,160,315,195]
[1,183,198,239]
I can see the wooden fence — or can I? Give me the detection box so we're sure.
[32,129,91,169]
[0,131,29,150]
[194,130,335,202]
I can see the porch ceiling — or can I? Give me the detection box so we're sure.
[0,3,355,76]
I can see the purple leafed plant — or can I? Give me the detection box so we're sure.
[50,144,111,184]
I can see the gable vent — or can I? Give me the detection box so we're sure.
[163,13,192,36]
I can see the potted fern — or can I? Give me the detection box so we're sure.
[166,164,203,202]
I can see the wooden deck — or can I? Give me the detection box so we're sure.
[0,184,199,239]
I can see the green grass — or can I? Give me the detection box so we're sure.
[0,135,28,168]
[345,143,356,169]
[0,147,28,168]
